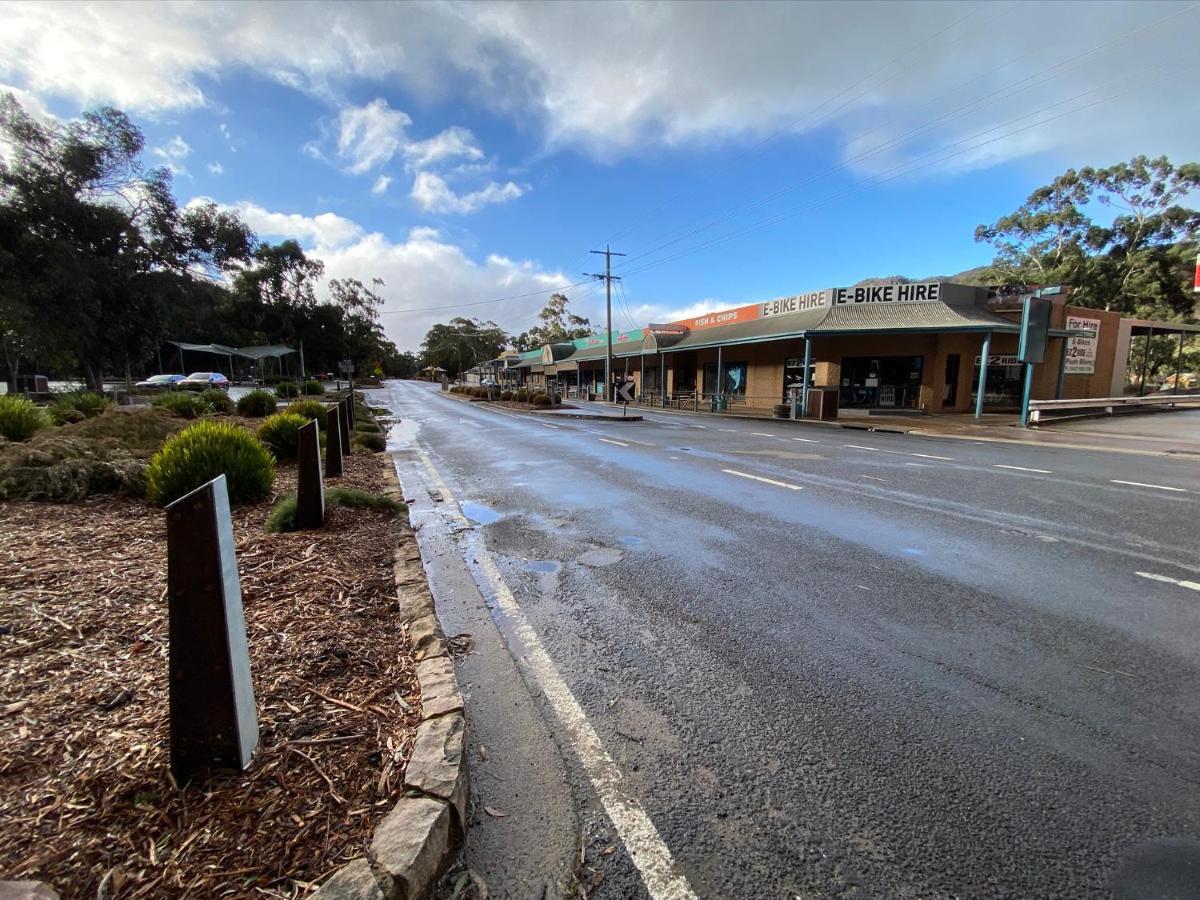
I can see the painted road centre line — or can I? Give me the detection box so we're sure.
[1112,480,1188,493]
[994,464,1052,474]
[844,444,880,452]
[540,422,560,430]
[1136,571,1200,591]
[419,451,699,900]
[722,469,803,491]
[750,432,776,438]
[599,438,630,447]
[911,452,954,461]
[792,437,820,443]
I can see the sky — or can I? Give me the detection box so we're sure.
[1,0,1197,351]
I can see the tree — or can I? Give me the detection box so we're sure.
[420,317,508,377]
[512,293,591,351]
[975,155,1200,320]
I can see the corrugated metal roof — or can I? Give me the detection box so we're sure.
[814,302,1018,334]
[565,338,645,361]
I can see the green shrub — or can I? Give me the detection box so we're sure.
[354,420,382,434]
[200,388,235,414]
[352,430,387,453]
[285,399,328,429]
[151,391,205,418]
[275,381,300,398]
[236,389,278,417]
[300,379,325,396]
[266,486,405,533]
[514,389,528,403]
[256,412,308,461]
[500,390,513,401]
[145,420,275,505]
[531,392,552,407]
[0,395,49,442]
[49,391,111,424]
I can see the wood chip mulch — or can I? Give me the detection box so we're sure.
[0,452,423,898]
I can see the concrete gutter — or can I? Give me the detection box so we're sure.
[313,465,469,900]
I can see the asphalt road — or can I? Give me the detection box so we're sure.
[373,380,1200,900]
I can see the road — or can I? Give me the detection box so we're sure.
[372,379,1200,900]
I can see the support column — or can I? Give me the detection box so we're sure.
[1019,362,1034,427]
[716,345,723,411]
[801,337,812,417]
[1173,331,1185,394]
[661,351,667,407]
[1055,336,1068,399]
[975,332,991,419]
[1139,328,1153,396]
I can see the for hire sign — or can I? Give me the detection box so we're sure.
[833,282,943,305]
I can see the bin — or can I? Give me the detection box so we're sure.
[805,388,839,420]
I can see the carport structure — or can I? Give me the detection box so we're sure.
[167,341,298,383]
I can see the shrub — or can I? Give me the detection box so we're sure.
[0,436,146,501]
[49,391,111,424]
[200,388,235,414]
[352,430,387,453]
[300,379,325,396]
[354,421,382,434]
[151,391,205,418]
[285,399,328,429]
[256,412,308,460]
[145,420,275,505]
[0,395,49,442]
[514,389,528,403]
[275,381,300,398]
[500,390,513,401]
[236,389,278,417]
[266,486,405,533]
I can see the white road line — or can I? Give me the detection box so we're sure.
[421,453,698,900]
[791,437,820,443]
[844,444,879,452]
[911,452,953,461]
[689,425,707,429]
[540,422,560,430]
[720,428,738,433]
[669,456,681,460]
[721,469,803,491]
[993,464,1052,474]
[1112,480,1187,493]
[750,432,776,438]
[1136,571,1200,591]
[599,438,630,447]
[460,420,485,429]
[904,462,931,468]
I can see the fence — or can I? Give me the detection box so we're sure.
[1028,393,1200,424]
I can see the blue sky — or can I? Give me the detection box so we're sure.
[2,1,1196,350]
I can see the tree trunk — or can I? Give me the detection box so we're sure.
[2,337,20,394]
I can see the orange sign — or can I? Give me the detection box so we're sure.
[673,303,761,331]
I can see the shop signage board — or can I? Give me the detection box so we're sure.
[1065,315,1101,375]
[974,354,1021,366]
[761,290,829,318]
[832,282,943,305]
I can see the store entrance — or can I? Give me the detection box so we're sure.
[839,356,924,409]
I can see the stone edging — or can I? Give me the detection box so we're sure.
[313,463,468,900]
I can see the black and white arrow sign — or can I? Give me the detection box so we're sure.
[617,382,635,404]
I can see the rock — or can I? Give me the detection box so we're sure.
[0,883,60,900]
[405,713,468,836]
[415,657,462,718]
[369,796,453,900]
[310,859,385,900]
[406,613,447,658]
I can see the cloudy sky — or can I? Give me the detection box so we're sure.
[2,0,1196,350]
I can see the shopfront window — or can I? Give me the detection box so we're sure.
[839,356,923,409]
[970,354,1023,408]
[703,361,748,397]
[783,356,814,401]
[643,365,661,394]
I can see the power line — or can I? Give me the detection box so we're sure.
[585,245,626,395]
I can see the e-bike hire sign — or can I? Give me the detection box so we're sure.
[832,282,944,305]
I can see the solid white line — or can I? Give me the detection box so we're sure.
[422,455,698,900]
[1112,480,1187,493]
[844,444,879,452]
[994,464,1052,474]
[1136,571,1200,591]
[599,438,630,447]
[721,469,803,491]
[791,437,820,443]
[911,452,953,461]
[750,432,776,438]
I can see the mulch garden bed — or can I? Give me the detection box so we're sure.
[0,450,423,898]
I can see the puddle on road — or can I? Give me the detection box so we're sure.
[526,560,562,574]
[577,547,624,567]
[462,501,502,525]
[618,536,647,550]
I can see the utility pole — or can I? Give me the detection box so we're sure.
[587,245,625,401]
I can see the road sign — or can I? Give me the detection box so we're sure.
[339,359,354,374]
[1018,296,1052,364]
[617,381,635,403]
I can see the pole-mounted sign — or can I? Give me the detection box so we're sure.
[1018,295,1053,427]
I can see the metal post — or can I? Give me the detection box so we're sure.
[975,332,991,419]
[295,419,325,529]
[1139,328,1153,396]
[325,405,343,478]
[801,337,811,418]
[716,345,723,411]
[1019,362,1034,427]
[661,351,666,407]
[1055,336,1067,399]
[1173,330,1184,394]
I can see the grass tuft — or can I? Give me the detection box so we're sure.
[265,486,405,532]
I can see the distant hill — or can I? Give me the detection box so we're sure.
[853,265,997,288]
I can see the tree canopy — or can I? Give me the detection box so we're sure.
[419,317,508,377]
[511,293,591,351]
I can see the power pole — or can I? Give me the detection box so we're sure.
[587,245,625,400]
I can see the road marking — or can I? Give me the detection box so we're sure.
[540,422,560,430]
[460,419,485,429]
[599,438,630,447]
[669,456,680,460]
[750,432,776,437]
[791,437,820,443]
[844,444,879,451]
[689,424,707,429]
[721,469,803,491]
[993,464,1052,474]
[911,452,953,460]
[904,462,931,468]
[859,474,886,482]
[419,452,698,900]
[1136,571,1200,591]
[720,428,738,432]
[1112,480,1187,493]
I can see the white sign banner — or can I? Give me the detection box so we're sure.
[1065,315,1100,375]
[833,282,942,305]
[761,290,829,318]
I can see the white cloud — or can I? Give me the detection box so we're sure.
[335,97,411,174]
[232,201,363,249]
[152,135,191,175]
[207,161,224,176]
[402,125,484,171]
[410,171,525,215]
[371,174,392,195]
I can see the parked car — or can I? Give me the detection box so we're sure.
[134,374,186,390]
[179,372,230,391]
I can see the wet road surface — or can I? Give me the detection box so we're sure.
[374,380,1200,900]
